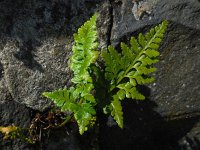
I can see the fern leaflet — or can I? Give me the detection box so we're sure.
[110,95,123,128]
[70,13,99,84]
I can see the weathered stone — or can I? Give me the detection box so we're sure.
[150,23,200,118]
[111,0,200,45]
[97,1,112,49]
[0,0,107,111]
[46,128,81,150]
[0,38,71,111]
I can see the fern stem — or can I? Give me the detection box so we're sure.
[109,23,165,92]
[55,113,73,128]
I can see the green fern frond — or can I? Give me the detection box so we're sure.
[110,95,123,128]
[74,103,96,134]
[102,20,168,97]
[43,88,96,134]
[43,14,99,135]
[102,20,168,127]
[70,13,99,84]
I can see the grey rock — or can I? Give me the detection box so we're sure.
[132,0,158,20]
[97,1,112,49]
[149,23,200,118]
[111,0,200,45]
[0,38,70,111]
[0,0,107,111]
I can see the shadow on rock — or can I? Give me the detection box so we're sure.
[0,62,3,79]
[13,40,44,72]
[99,86,199,150]
[0,0,103,72]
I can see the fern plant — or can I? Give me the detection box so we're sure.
[43,14,168,134]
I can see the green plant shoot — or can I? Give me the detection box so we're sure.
[43,14,168,134]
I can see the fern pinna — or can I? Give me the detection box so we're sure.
[43,14,168,134]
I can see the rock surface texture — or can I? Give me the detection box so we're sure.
[0,0,199,150]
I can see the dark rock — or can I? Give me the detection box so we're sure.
[99,100,200,150]
[150,23,200,118]
[0,93,35,150]
[46,128,81,150]
[111,0,200,46]
[0,37,70,110]
[179,121,200,150]
[0,62,3,79]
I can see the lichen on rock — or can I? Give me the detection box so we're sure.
[132,0,160,20]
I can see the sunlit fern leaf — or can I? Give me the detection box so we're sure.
[138,33,147,48]
[110,95,123,128]
[117,83,145,100]
[102,21,168,127]
[74,83,96,103]
[130,37,141,54]
[70,13,99,84]
[43,89,96,134]
[102,20,168,98]
[74,103,96,134]
[101,46,122,83]
[121,42,136,71]
[42,14,99,135]
[42,88,77,112]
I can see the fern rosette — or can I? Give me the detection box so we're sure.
[43,13,168,134]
